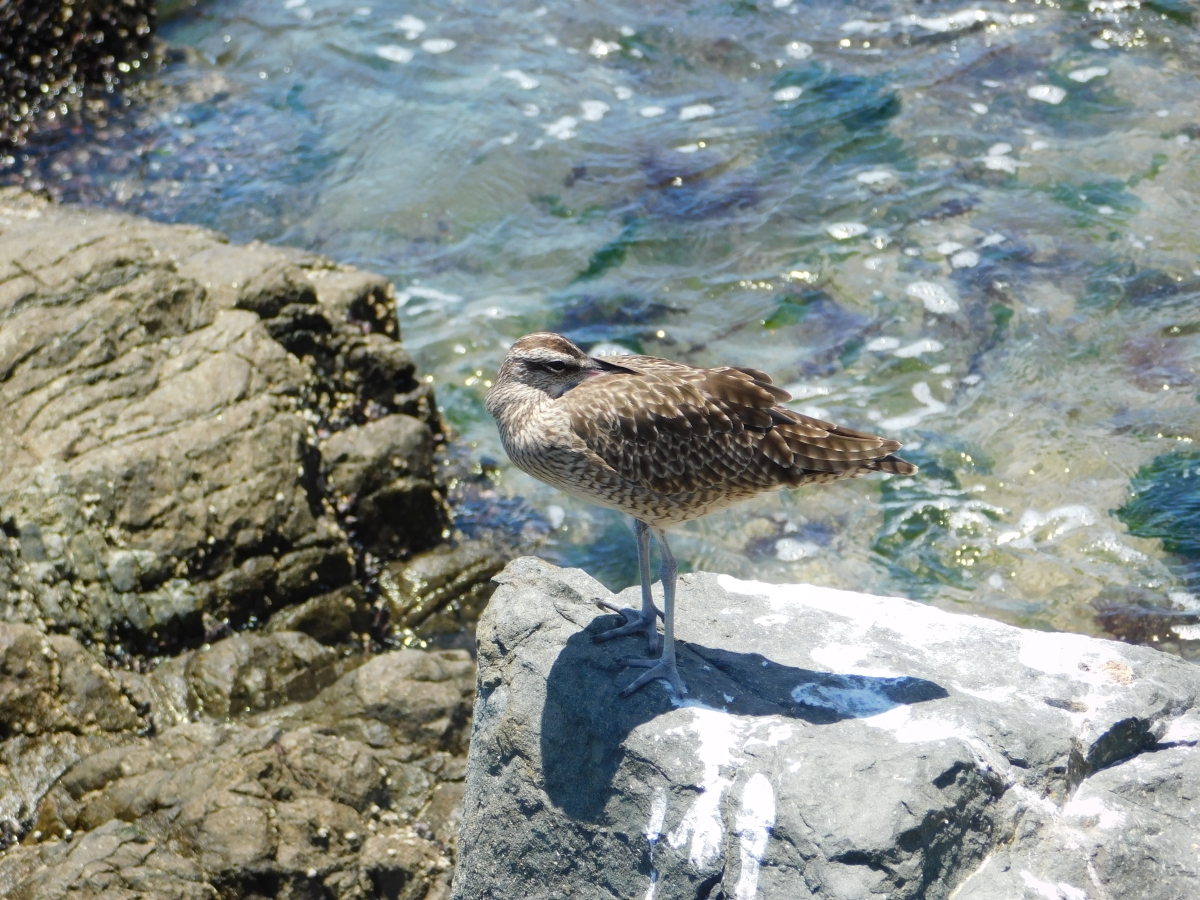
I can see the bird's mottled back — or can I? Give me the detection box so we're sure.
[486,333,916,526]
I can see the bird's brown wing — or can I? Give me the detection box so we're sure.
[565,358,914,495]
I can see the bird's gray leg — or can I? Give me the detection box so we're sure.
[619,528,686,698]
[594,519,662,653]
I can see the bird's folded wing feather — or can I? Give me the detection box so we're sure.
[565,360,903,495]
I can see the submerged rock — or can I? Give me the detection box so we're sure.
[455,558,1200,900]
[0,189,447,649]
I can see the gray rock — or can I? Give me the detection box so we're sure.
[1,634,471,898]
[455,558,1200,900]
[0,190,447,646]
[379,541,506,640]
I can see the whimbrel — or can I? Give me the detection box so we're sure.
[485,332,917,698]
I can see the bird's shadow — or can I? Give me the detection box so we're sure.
[540,611,949,822]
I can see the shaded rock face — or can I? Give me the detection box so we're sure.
[0,622,475,898]
[0,0,156,147]
[0,188,448,649]
[455,559,1200,900]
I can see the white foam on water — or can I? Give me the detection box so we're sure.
[640,105,666,118]
[500,69,539,90]
[951,250,980,268]
[865,336,901,352]
[841,19,891,34]
[421,38,456,54]
[675,144,700,153]
[996,505,1097,548]
[1027,84,1066,104]
[907,9,990,32]
[826,222,868,240]
[785,41,812,59]
[733,774,776,900]
[544,116,577,140]
[545,505,565,529]
[905,281,960,314]
[979,233,1006,247]
[394,15,425,38]
[983,155,1025,173]
[774,538,818,561]
[893,338,943,358]
[857,169,894,185]
[589,38,620,57]
[284,0,305,8]
[879,381,947,430]
[937,241,965,254]
[680,103,716,120]
[970,102,988,115]
[615,86,633,100]
[1068,66,1108,83]
[580,100,610,121]
[395,286,461,307]
[773,86,803,102]
[375,45,414,64]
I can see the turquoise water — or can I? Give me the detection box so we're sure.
[6,0,1200,652]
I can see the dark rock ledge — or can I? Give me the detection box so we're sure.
[455,558,1200,900]
[0,190,504,897]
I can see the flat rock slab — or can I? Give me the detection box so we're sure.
[455,558,1200,900]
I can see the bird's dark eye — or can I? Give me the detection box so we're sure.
[543,360,568,372]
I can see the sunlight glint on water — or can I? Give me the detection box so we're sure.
[9,0,1200,649]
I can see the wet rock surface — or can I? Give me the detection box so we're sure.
[455,558,1200,900]
[0,192,506,897]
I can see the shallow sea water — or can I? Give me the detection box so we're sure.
[6,0,1200,652]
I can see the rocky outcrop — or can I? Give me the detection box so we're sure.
[0,622,475,899]
[1,0,156,147]
[0,191,507,897]
[455,558,1200,900]
[0,188,450,650]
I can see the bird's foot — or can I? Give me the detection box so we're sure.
[593,600,662,655]
[617,656,686,698]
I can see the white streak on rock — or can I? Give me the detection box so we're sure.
[734,774,776,900]
[667,706,745,867]
[865,705,965,743]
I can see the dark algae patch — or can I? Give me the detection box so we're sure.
[1117,449,1200,580]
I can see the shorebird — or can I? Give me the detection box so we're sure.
[485,332,917,698]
